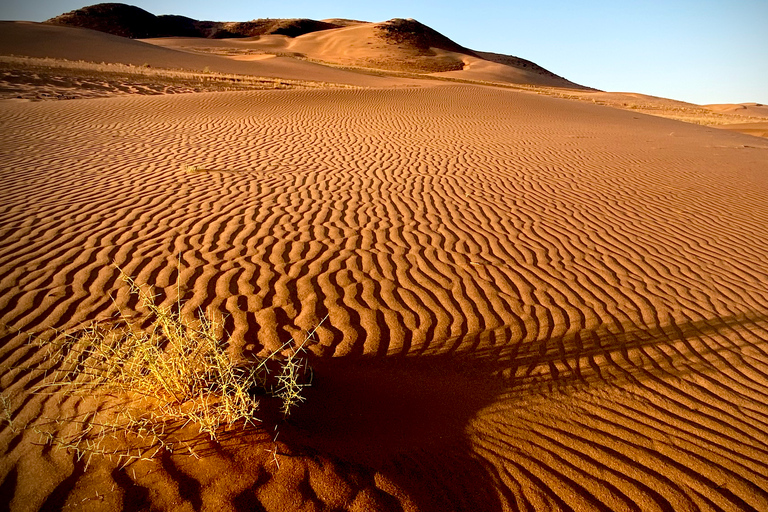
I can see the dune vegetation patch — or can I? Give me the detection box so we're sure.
[184,164,241,173]
[3,265,322,466]
[0,56,350,101]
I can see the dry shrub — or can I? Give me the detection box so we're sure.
[6,266,324,464]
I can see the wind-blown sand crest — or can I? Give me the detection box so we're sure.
[2,84,768,510]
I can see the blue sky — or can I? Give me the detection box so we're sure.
[2,0,766,105]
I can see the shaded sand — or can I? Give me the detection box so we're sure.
[2,85,768,511]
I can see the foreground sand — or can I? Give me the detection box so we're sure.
[2,84,768,511]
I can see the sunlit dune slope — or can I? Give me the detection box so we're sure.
[704,103,768,118]
[433,51,582,87]
[0,21,419,87]
[148,18,582,82]
[40,2,582,86]
[701,104,768,138]
[716,122,768,138]
[245,18,470,73]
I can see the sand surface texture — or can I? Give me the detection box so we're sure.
[2,82,768,512]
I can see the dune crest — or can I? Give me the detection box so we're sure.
[43,2,581,85]
[704,102,768,117]
[46,3,342,39]
[0,21,422,87]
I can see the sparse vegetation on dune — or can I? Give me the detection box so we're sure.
[0,55,354,101]
[2,265,323,465]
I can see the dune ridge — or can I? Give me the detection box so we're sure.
[0,21,424,88]
[40,2,581,85]
[45,3,342,39]
[2,85,768,510]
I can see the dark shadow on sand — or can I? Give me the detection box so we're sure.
[20,310,760,511]
[279,353,507,511]
[228,310,768,512]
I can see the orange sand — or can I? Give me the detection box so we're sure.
[2,19,768,512]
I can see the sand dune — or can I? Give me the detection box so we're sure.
[716,122,768,139]
[145,21,471,74]
[705,103,768,118]
[2,84,768,511]
[274,20,469,72]
[505,89,768,137]
[46,3,344,39]
[0,21,420,87]
[433,53,580,87]
[144,19,581,84]
[40,2,580,86]
[701,104,768,137]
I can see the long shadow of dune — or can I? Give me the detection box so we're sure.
[230,310,768,512]
[278,354,508,511]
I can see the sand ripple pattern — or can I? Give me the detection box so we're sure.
[2,87,768,511]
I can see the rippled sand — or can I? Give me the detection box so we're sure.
[2,85,768,511]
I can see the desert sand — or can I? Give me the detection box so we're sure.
[0,22,419,88]
[2,15,768,512]
[702,105,768,139]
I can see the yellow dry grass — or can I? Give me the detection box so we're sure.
[0,55,357,101]
[3,265,323,466]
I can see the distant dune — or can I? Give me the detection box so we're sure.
[45,3,342,39]
[701,103,768,138]
[0,21,421,87]
[2,12,764,132]
[704,102,768,118]
[41,2,581,85]
[715,121,768,138]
